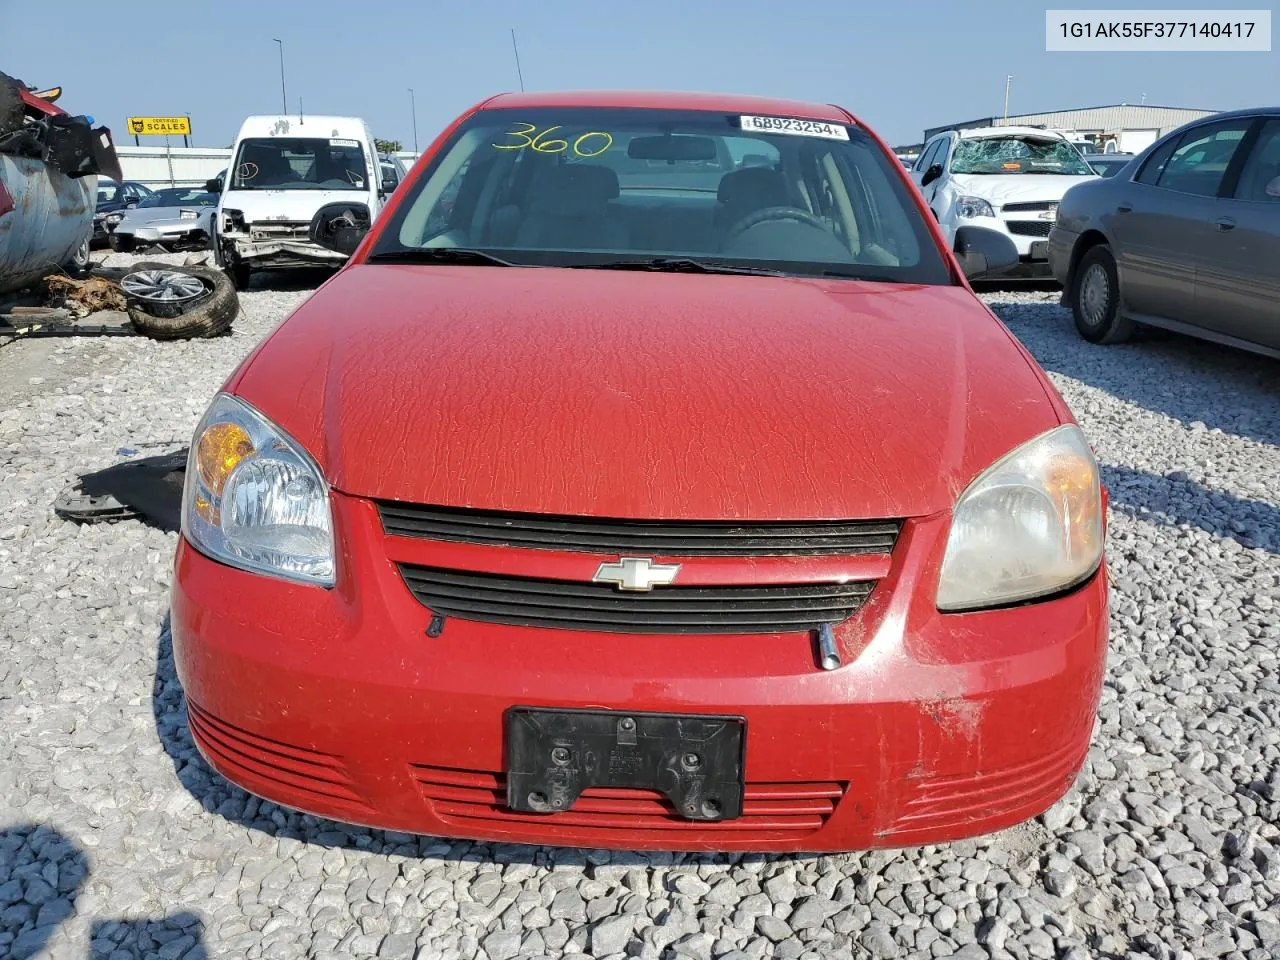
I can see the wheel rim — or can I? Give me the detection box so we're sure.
[1079,262,1111,327]
[120,269,208,304]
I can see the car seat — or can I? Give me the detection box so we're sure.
[514,164,628,250]
[714,167,790,235]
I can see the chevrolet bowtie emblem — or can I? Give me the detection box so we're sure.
[592,557,681,591]
[1039,204,1059,220]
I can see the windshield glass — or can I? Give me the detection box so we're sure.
[372,106,950,285]
[230,137,369,191]
[951,136,1092,175]
[96,182,121,203]
[141,189,218,208]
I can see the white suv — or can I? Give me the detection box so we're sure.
[910,126,1098,279]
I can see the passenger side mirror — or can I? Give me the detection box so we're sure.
[205,177,223,193]
[920,163,943,187]
[953,225,1019,280]
[309,202,372,256]
[1266,176,1280,198]
[381,177,397,195]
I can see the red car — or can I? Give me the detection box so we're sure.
[172,91,1108,852]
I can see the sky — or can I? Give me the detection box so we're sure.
[3,0,1276,151]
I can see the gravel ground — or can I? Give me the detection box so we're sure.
[2,256,1278,960]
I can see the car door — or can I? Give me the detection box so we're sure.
[1108,117,1253,324]
[1195,116,1280,350]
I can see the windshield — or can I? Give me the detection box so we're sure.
[371,106,950,285]
[951,136,1092,175]
[230,137,369,191]
[141,189,218,208]
[96,181,121,203]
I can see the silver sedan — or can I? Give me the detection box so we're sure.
[108,188,218,252]
[1049,107,1280,359]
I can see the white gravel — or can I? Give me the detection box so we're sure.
[2,258,1278,960]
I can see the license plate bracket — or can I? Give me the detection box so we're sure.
[505,707,745,821]
[1029,240,1049,259]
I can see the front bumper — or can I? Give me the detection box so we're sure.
[224,232,347,271]
[171,492,1108,852]
[955,214,1056,279]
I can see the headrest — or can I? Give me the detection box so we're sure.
[717,167,789,209]
[530,164,620,216]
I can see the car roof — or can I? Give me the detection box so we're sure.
[955,126,1068,140]
[480,90,857,125]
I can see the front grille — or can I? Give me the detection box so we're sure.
[1007,221,1053,237]
[412,764,845,840]
[1002,201,1055,212]
[378,502,901,557]
[397,564,876,633]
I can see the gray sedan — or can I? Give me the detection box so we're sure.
[1049,107,1280,358]
[108,188,218,252]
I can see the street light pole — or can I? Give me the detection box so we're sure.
[273,38,288,114]
[1003,74,1012,121]
[409,88,418,153]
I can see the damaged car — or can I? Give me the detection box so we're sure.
[1,70,122,294]
[109,187,218,252]
[172,91,1108,853]
[208,114,384,288]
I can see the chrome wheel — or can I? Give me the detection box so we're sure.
[1079,262,1111,327]
[120,269,208,304]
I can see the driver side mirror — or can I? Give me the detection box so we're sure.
[309,202,372,256]
[1266,175,1280,198]
[205,177,223,193]
[380,177,397,195]
[920,163,943,187]
[953,225,1019,280]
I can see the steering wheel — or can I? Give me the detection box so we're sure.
[725,206,831,241]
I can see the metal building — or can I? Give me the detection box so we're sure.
[921,104,1216,155]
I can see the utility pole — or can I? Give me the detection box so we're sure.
[273,38,288,114]
[511,29,526,92]
[1003,74,1013,121]
[409,88,418,153]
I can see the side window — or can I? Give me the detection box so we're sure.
[937,137,955,172]
[1234,118,1280,202]
[1153,119,1252,197]
[915,139,940,172]
[1136,136,1179,185]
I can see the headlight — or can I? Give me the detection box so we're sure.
[955,195,996,219]
[936,424,1103,612]
[179,209,198,220]
[106,212,124,225]
[182,394,335,586]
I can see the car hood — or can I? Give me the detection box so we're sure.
[218,188,371,224]
[117,205,213,227]
[950,173,1097,205]
[232,265,1063,520]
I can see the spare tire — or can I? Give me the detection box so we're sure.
[120,261,239,340]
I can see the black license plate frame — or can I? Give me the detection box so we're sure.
[1029,240,1049,259]
[505,707,746,821]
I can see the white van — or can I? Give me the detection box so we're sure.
[209,115,388,287]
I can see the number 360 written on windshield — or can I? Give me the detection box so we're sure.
[492,123,614,157]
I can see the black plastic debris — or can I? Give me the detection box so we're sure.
[54,450,188,532]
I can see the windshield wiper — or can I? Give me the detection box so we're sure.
[572,257,786,277]
[366,248,519,267]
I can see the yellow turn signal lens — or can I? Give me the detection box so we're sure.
[196,422,255,497]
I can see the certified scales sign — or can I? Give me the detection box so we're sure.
[127,116,192,136]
